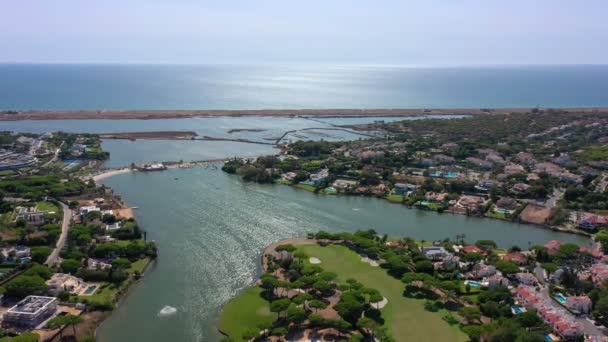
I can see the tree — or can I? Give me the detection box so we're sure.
[23,264,53,280]
[459,307,481,324]
[46,314,83,339]
[414,260,434,274]
[308,299,327,313]
[286,304,307,324]
[357,317,379,338]
[269,299,291,319]
[5,275,47,298]
[60,259,81,274]
[495,260,519,274]
[30,246,52,264]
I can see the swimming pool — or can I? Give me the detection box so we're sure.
[554,293,567,304]
[511,305,525,314]
[465,280,482,287]
[444,172,458,178]
[83,285,98,295]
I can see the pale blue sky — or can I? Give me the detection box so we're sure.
[1,0,606,65]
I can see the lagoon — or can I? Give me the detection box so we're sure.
[97,167,588,342]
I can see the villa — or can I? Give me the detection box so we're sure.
[422,246,451,261]
[578,215,608,231]
[1,245,31,263]
[46,273,89,296]
[545,240,563,255]
[515,272,538,285]
[1,296,58,328]
[87,258,112,270]
[452,195,488,214]
[590,263,608,286]
[14,206,49,225]
[502,252,527,265]
[105,222,122,231]
[494,197,519,214]
[487,274,510,288]
[462,245,485,255]
[510,183,531,194]
[565,295,592,314]
[393,183,416,195]
[332,179,357,191]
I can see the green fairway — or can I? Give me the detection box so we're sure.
[296,244,467,342]
[219,286,274,339]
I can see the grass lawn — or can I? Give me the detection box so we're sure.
[78,282,119,305]
[0,170,16,177]
[36,201,59,213]
[386,193,404,203]
[293,183,317,192]
[486,210,508,220]
[127,258,150,274]
[219,286,274,339]
[296,244,467,342]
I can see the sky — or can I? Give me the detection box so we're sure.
[1,0,607,65]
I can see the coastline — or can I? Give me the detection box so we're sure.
[2,107,607,121]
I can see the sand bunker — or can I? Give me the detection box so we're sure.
[309,257,321,264]
[361,257,379,267]
[158,305,177,317]
[371,297,388,309]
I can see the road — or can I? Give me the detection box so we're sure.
[45,202,71,267]
[41,147,61,168]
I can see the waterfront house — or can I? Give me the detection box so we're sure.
[425,192,448,202]
[46,273,89,296]
[87,258,112,270]
[578,215,608,231]
[105,222,122,231]
[394,183,416,195]
[494,197,519,214]
[452,195,488,214]
[462,245,485,255]
[79,205,100,215]
[1,296,58,328]
[422,246,450,261]
[332,179,357,192]
[502,252,527,265]
[545,240,563,255]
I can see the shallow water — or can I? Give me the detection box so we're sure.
[97,167,588,342]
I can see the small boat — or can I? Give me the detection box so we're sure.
[131,206,139,209]
[174,178,179,180]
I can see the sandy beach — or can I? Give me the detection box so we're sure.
[2,107,607,121]
[91,168,134,182]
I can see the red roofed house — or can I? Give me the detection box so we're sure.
[463,245,485,255]
[503,252,527,265]
[545,240,562,255]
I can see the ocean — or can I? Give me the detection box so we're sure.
[1,64,608,110]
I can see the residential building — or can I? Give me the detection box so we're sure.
[1,245,31,263]
[515,272,538,285]
[565,295,592,314]
[2,296,58,328]
[590,263,608,286]
[495,197,519,214]
[46,273,89,296]
[422,246,450,260]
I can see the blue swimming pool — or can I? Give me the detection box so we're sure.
[466,280,482,287]
[445,172,458,178]
[511,305,524,314]
[554,293,567,304]
[83,285,97,295]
